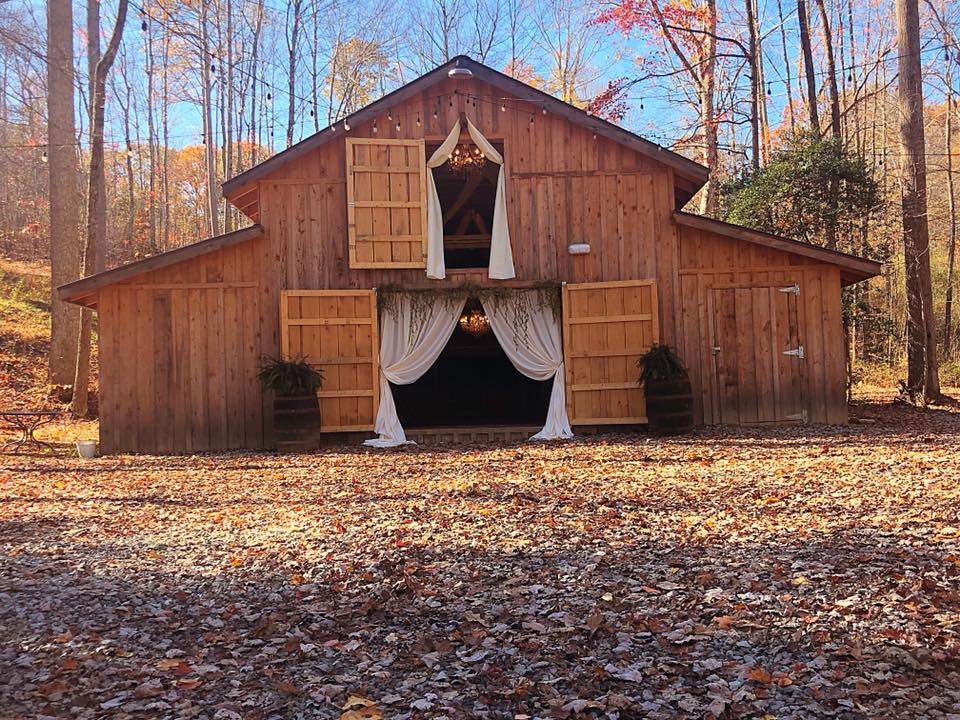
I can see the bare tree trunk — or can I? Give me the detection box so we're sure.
[813,0,842,138]
[224,0,235,232]
[72,0,130,417]
[745,0,760,170]
[698,0,719,215]
[87,0,106,273]
[286,0,303,147]
[944,59,957,357]
[145,12,157,252]
[797,0,821,133]
[776,0,796,131]
[896,0,942,402]
[120,55,136,251]
[161,26,170,250]
[250,0,264,166]
[47,0,81,384]
[200,0,220,237]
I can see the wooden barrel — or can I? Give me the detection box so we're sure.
[644,377,694,436]
[273,393,321,452]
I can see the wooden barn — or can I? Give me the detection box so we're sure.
[59,56,881,454]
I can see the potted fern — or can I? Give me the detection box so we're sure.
[258,357,323,452]
[637,344,693,436]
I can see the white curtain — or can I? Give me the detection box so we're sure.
[364,294,467,447]
[425,118,515,280]
[485,294,573,441]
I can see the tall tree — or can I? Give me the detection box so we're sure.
[46,0,81,384]
[286,0,304,146]
[72,0,130,417]
[797,0,820,133]
[943,58,957,357]
[895,0,942,402]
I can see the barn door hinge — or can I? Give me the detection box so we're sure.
[779,284,800,295]
[782,345,805,359]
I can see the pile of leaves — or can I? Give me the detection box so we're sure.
[1,399,958,718]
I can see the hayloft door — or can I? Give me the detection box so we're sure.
[562,280,659,426]
[346,138,428,269]
[709,283,805,424]
[280,290,380,432]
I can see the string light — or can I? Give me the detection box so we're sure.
[372,118,378,133]
[141,20,147,32]
[542,107,547,115]
[433,107,439,119]
[501,102,506,112]
[344,120,350,131]
[766,82,772,96]
[387,111,392,121]
[41,149,48,163]
[529,114,534,124]
[416,113,421,127]
[395,120,401,132]
[265,92,272,106]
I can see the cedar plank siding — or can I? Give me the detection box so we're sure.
[96,241,263,454]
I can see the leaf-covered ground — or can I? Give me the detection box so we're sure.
[1,401,959,719]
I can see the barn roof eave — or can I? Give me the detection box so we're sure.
[57,225,264,309]
[672,211,882,286]
[221,56,710,203]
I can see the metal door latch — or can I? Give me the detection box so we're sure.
[779,284,800,295]
[782,345,805,359]
[712,346,721,355]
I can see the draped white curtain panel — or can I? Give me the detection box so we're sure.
[485,294,574,441]
[363,294,467,448]
[425,118,516,281]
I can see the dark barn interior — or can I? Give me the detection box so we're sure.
[392,300,551,428]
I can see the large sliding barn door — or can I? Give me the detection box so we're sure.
[562,280,659,425]
[280,290,379,432]
[709,283,805,424]
[346,138,428,269]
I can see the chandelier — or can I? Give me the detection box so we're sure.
[446,143,486,176]
[458,308,490,336]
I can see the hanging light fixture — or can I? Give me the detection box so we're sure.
[446,143,486,176]
[459,308,490,336]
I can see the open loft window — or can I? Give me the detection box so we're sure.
[429,140,503,270]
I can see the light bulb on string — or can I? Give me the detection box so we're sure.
[266,92,272,106]
[501,102,506,112]
[41,149,48,163]
[433,107,439,119]
[529,114,534,125]
[416,113,421,127]
[640,98,645,111]
[372,118,378,133]
[344,120,350,131]
[387,111,392,121]
[542,107,547,115]
[395,120,401,132]
[766,82,771,96]
[141,20,147,32]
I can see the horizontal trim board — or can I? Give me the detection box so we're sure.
[351,234,424,242]
[118,282,257,290]
[679,265,828,275]
[351,200,421,208]
[348,138,422,146]
[568,348,651,358]
[568,314,654,324]
[284,289,376,297]
[284,318,374,326]
[318,389,375,398]
[566,279,656,290]
[570,382,641,392]
[321,424,376,432]
[349,261,427,269]
[307,356,374,365]
[264,177,343,186]
[572,416,648,425]
[350,165,421,173]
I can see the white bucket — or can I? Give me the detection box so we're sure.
[76,440,97,459]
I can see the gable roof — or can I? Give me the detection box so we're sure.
[672,211,881,286]
[221,56,710,211]
[58,224,263,308]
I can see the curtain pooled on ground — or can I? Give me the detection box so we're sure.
[425,118,515,280]
[364,294,467,447]
[485,293,573,441]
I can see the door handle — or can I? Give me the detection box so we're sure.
[712,346,721,355]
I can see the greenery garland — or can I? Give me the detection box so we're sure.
[376,281,562,347]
